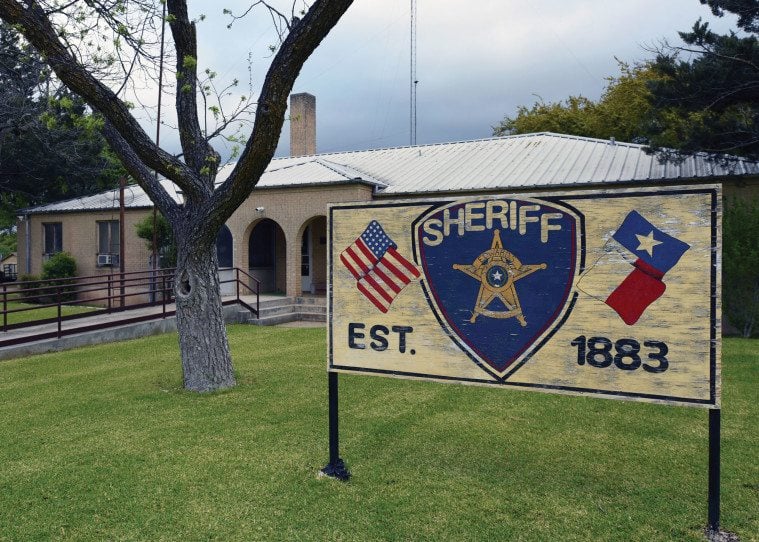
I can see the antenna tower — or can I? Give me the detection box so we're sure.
[410,0,417,146]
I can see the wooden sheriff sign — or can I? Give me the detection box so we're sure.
[328,185,720,408]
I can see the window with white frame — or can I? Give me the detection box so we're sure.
[98,220,120,255]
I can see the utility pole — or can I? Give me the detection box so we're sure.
[119,176,126,308]
[410,0,418,146]
[153,0,167,274]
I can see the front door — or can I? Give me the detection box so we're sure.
[301,225,312,293]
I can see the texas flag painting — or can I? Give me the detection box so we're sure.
[340,220,421,313]
[602,210,690,325]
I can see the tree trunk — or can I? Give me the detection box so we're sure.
[174,240,235,392]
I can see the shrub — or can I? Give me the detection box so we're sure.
[42,252,77,280]
[723,197,759,338]
[17,273,39,284]
[41,252,78,302]
[16,274,43,303]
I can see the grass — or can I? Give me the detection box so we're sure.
[0,328,756,541]
[1,301,99,326]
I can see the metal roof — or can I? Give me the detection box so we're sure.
[302,132,759,195]
[215,157,388,189]
[21,132,759,214]
[22,179,182,214]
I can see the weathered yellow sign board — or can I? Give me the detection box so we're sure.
[328,185,721,408]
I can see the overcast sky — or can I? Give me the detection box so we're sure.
[168,1,739,161]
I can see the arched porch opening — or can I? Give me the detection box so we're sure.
[298,215,327,294]
[248,218,286,293]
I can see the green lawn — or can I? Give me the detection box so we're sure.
[0,328,756,541]
[2,301,99,326]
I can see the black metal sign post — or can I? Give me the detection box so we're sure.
[320,381,725,525]
[707,408,721,534]
[321,372,350,480]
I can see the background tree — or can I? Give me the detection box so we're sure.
[495,0,759,162]
[0,22,125,233]
[493,95,598,138]
[0,232,13,256]
[0,0,353,392]
[646,0,759,160]
[135,212,176,267]
[493,62,661,143]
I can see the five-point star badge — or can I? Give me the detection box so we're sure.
[453,230,547,326]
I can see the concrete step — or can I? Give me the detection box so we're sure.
[249,311,326,326]
[257,304,296,317]
[238,307,326,324]
[257,296,294,309]
[232,296,326,326]
[290,304,326,313]
[294,296,327,306]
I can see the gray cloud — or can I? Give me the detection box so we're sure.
[171,1,738,161]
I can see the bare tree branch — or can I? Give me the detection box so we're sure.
[100,122,178,222]
[208,0,353,230]
[165,0,218,194]
[669,43,759,72]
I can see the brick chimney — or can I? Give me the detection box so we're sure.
[289,93,316,157]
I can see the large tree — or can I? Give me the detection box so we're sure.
[645,0,759,339]
[0,0,353,392]
[646,0,759,159]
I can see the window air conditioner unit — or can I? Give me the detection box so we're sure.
[97,254,118,266]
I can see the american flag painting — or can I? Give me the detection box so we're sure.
[340,220,420,313]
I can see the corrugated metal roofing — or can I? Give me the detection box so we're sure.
[22,132,759,214]
[233,132,759,194]
[350,133,759,194]
[215,157,387,189]
[22,179,182,214]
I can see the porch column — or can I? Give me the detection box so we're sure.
[285,231,301,298]
[232,223,248,271]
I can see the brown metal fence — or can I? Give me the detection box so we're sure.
[1,267,259,346]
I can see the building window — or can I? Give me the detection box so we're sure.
[43,223,62,256]
[216,225,233,268]
[98,220,120,255]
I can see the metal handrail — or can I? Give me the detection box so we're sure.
[1,266,260,340]
[12,267,177,288]
[221,266,261,317]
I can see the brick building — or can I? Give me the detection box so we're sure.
[16,93,759,301]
